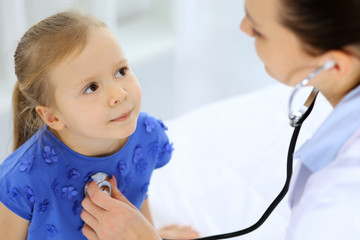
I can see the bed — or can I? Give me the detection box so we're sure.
[148,83,332,239]
[0,83,332,239]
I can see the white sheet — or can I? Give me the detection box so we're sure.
[148,83,332,239]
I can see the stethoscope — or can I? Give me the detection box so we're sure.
[84,172,112,196]
[83,61,335,240]
[166,60,336,240]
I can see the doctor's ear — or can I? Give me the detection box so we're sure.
[35,105,64,131]
[322,50,357,78]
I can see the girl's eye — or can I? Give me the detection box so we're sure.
[115,67,127,78]
[83,83,99,94]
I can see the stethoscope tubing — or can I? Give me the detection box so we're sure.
[163,93,318,240]
[174,126,301,240]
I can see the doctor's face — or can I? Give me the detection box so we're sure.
[240,0,318,86]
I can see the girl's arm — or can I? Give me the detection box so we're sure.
[0,202,29,239]
[140,197,200,239]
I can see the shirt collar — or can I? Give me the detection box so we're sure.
[294,85,360,172]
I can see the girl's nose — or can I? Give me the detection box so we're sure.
[109,86,128,106]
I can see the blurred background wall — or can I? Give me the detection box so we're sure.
[0,0,274,120]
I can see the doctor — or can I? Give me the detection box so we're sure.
[81,0,360,239]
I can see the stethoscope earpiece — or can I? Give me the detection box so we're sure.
[323,60,336,70]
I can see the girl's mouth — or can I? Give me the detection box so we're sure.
[110,108,133,122]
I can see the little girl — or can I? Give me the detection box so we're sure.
[0,11,198,239]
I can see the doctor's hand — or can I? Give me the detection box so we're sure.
[81,177,161,240]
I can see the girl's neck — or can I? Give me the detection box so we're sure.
[49,128,128,157]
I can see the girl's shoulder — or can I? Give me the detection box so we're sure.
[136,112,169,135]
[0,130,42,184]
[135,112,174,169]
[0,126,64,221]
[0,132,42,220]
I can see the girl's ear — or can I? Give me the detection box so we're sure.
[35,105,64,131]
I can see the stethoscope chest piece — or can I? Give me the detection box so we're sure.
[84,172,112,196]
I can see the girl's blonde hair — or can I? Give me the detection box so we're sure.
[13,11,106,150]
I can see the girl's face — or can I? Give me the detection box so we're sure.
[47,26,142,156]
[240,0,320,86]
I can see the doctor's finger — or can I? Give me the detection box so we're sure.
[80,208,99,232]
[82,223,99,240]
[86,180,116,211]
[109,176,136,209]
[81,196,105,215]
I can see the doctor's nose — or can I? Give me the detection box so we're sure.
[108,86,128,106]
[240,17,252,37]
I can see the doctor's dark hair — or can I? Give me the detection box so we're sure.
[279,0,360,55]
[13,11,106,150]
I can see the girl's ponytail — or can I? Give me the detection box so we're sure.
[12,81,43,150]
